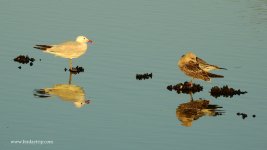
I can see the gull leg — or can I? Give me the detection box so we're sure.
[189,92,194,101]
[68,72,73,84]
[69,59,72,70]
[189,78,194,87]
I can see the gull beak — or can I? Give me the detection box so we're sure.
[88,39,93,44]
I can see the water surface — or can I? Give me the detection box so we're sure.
[1,0,267,150]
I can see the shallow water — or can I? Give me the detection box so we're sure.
[1,0,267,149]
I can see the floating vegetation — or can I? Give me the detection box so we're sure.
[136,73,152,80]
[167,81,203,94]
[176,99,224,127]
[210,85,247,98]
[236,112,256,120]
[64,66,85,74]
[14,55,36,68]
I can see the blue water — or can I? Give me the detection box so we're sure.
[1,0,267,149]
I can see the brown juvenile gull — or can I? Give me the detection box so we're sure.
[178,52,226,84]
[34,36,93,70]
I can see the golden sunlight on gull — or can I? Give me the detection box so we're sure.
[34,36,93,70]
[178,52,226,84]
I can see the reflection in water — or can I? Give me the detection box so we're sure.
[176,94,224,127]
[34,72,90,108]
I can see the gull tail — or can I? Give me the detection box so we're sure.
[218,67,227,70]
[34,45,52,51]
[208,72,224,78]
[208,65,227,71]
[33,89,50,98]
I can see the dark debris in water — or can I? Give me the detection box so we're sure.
[14,55,41,69]
[237,112,256,120]
[167,81,203,94]
[64,66,85,74]
[14,55,35,65]
[136,73,152,80]
[210,85,247,98]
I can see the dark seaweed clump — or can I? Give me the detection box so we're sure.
[210,85,247,98]
[14,55,36,68]
[64,66,84,74]
[136,73,152,80]
[167,81,203,94]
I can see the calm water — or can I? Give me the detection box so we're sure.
[1,0,267,149]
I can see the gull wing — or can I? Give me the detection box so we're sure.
[182,61,211,81]
[46,41,80,53]
[196,57,226,71]
[34,41,80,52]
[196,57,209,65]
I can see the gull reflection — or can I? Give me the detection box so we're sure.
[34,72,90,108]
[176,93,224,127]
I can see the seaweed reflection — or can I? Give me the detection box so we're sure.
[176,93,224,127]
[34,72,90,108]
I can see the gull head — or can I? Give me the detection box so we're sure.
[76,36,93,44]
[73,101,86,108]
[178,51,197,67]
[183,52,197,62]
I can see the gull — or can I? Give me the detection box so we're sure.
[34,36,93,70]
[34,84,89,108]
[34,72,90,108]
[178,52,226,84]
